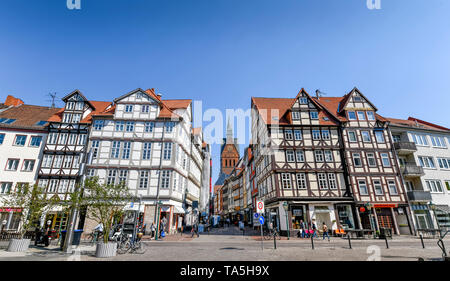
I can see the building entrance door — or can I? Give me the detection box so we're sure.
[416,214,429,229]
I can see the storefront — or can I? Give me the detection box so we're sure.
[357,203,412,235]
[335,204,356,230]
[411,204,434,230]
[290,205,307,230]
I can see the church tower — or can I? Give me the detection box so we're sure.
[214,118,240,187]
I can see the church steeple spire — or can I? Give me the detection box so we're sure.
[226,117,233,143]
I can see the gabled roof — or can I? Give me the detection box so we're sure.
[0,104,60,130]
[62,89,96,110]
[337,87,378,113]
[47,100,112,124]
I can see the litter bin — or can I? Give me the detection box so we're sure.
[60,230,84,250]
[379,227,392,239]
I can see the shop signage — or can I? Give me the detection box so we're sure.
[292,209,303,216]
[373,204,398,208]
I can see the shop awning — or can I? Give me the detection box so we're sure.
[173,206,185,214]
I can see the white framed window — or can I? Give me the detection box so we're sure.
[0,133,5,145]
[373,180,383,195]
[294,130,302,140]
[367,152,377,167]
[292,111,300,120]
[42,155,53,168]
[281,173,292,189]
[14,135,27,146]
[328,173,337,189]
[358,180,368,195]
[121,142,131,159]
[30,136,42,147]
[141,105,150,113]
[48,132,58,144]
[38,179,48,189]
[72,114,81,123]
[295,150,304,162]
[286,150,295,162]
[59,133,67,145]
[315,150,324,162]
[93,120,104,130]
[348,111,356,120]
[284,130,293,140]
[161,170,171,189]
[321,130,330,140]
[91,140,100,159]
[324,150,333,162]
[73,155,80,169]
[388,180,398,195]
[165,122,175,133]
[312,130,321,140]
[310,112,318,119]
[418,156,435,169]
[353,96,362,102]
[66,102,75,110]
[299,97,308,104]
[357,111,366,120]
[48,180,58,193]
[58,179,69,193]
[62,113,71,123]
[0,182,12,194]
[430,136,447,148]
[115,121,124,131]
[126,121,134,132]
[374,131,385,143]
[367,111,375,120]
[163,142,172,160]
[111,141,121,158]
[75,102,84,110]
[411,133,428,146]
[118,170,128,185]
[353,153,362,167]
[53,155,63,168]
[380,153,391,167]
[144,122,154,133]
[107,170,117,185]
[296,173,307,189]
[437,158,450,169]
[425,180,443,193]
[125,105,133,112]
[22,160,35,171]
[318,173,328,189]
[348,131,357,142]
[63,155,73,168]
[361,131,371,142]
[78,134,86,145]
[68,134,76,145]
[139,171,149,189]
[143,143,152,160]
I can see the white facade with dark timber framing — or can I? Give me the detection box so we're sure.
[317,88,413,235]
[86,88,206,234]
[36,90,112,232]
[251,89,355,236]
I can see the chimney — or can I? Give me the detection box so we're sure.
[4,95,24,107]
[315,89,320,99]
[156,93,162,99]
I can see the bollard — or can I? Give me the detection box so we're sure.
[420,234,425,249]
[311,233,314,250]
[385,236,389,249]
[348,234,352,249]
[273,232,277,249]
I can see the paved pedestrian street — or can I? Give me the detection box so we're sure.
[0,226,449,261]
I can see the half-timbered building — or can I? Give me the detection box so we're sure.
[36,90,112,232]
[317,87,413,235]
[251,89,355,236]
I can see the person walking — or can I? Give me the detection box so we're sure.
[322,222,330,241]
[160,216,167,237]
[299,220,306,238]
[311,220,318,238]
[191,221,200,238]
[150,222,156,240]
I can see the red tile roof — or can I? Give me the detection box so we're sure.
[0,104,60,130]
[4,95,24,107]
[48,101,112,124]
[385,117,450,132]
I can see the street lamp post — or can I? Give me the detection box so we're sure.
[283,201,289,240]
[155,200,163,241]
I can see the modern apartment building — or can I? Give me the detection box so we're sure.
[251,89,354,236]
[85,88,209,234]
[0,96,60,231]
[388,117,450,231]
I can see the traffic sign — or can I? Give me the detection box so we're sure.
[254,213,259,219]
[256,201,264,214]
[259,216,265,225]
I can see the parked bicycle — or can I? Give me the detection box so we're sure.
[117,232,146,254]
[87,230,104,244]
[264,228,281,240]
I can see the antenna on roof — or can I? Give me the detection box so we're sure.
[315,89,327,99]
[46,92,58,108]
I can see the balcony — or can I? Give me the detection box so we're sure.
[401,164,425,178]
[394,141,417,155]
[407,190,432,202]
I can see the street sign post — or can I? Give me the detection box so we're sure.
[259,215,264,251]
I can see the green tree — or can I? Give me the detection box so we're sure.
[83,177,132,244]
[4,183,58,239]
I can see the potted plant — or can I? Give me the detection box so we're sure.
[83,177,131,258]
[4,183,56,252]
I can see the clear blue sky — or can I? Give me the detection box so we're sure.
[1,0,449,183]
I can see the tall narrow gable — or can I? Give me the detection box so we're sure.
[289,88,325,126]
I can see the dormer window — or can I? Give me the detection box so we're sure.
[75,102,84,110]
[299,97,308,104]
[66,102,75,110]
[348,111,356,120]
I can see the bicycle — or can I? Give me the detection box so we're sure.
[117,232,146,254]
[87,230,104,245]
[263,228,281,240]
